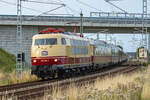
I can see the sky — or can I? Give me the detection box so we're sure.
[0,0,149,52]
[0,0,149,16]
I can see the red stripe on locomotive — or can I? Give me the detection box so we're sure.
[31,56,91,66]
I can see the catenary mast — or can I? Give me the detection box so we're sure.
[16,0,25,79]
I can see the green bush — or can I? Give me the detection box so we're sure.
[0,48,16,73]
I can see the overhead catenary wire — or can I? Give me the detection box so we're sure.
[0,0,73,16]
[66,6,80,15]
[105,0,128,13]
[0,0,44,13]
[56,0,80,15]
[26,0,76,17]
[54,0,76,16]
[0,0,83,16]
[33,5,65,17]
[26,0,76,16]
[56,0,78,16]
[0,1,9,7]
[76,0,103,12]
[25,0,65,6]
[57,0,70,15]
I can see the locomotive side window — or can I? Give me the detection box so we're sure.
[61,38,66,45]
[70,39,89,55]
[70,39,73,45]
[34,38,57,45]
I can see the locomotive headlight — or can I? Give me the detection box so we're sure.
[54,59,58,62]
[33,59,37,63]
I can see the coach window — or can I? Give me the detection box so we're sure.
[81,41,83,46]
[79,41,81,46]
[75,40,77,46]
[61,38,66,45]
[82,41,84,46]
[73,40,75,46]
[82,41,85,46]
[79,48,81,54]
[85,42,87,46]
[84,41,85,46]
[77,40,80,46]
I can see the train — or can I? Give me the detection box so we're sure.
[31,28,127,79]
[136,47,148,62]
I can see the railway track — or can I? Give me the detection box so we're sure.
[0,61,141,100]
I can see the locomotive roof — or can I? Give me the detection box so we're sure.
[32,33,89,41]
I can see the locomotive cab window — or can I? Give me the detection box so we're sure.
[34,39,44,45]
[34,38,57,45]
[61,38,66,45]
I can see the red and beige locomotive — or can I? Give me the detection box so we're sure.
[31,28,127,79]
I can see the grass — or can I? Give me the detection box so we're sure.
[8,70,39,84]
[0,70,39,86]
[141,65,150,100]
[44,67,147,100]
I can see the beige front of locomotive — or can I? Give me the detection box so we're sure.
[31,34,67,58]
[31,33,91,66]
